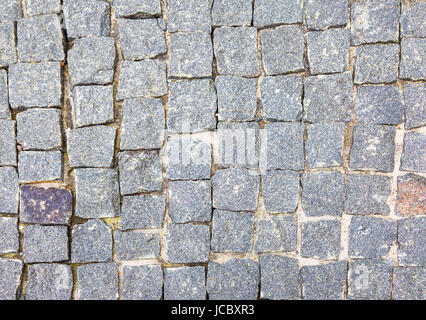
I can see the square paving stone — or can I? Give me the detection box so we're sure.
[351,0,400,45]
[114,231,160,260]
[68,37,115,86]
[301,261,347,300]
[259,255,300,300]
[8,62,61,109]
[0,0,21,21]
[24,0,60,16]
[262,170,299,214]
[216,76,257,121]
[301,220,341,260]
[166,224,210,264]
[167,79,216,133]
[63,0,110,38]
[118,18,166,60]
[72,86,114,128]
[305,0,348,30]
[0,70,10,118]
[0,166,18,214]
[397,217,426,267]
[17,14,64,63]
[0,217,18,254]
[355,85,404,125]
[264,122,304,170]
[169,180,211,223]
[121,264,162,300]
[17,108,62,150]
[117,60,167,100]
[113,0,161,18]
[348,259,393,300]
[18,151,63,182]
[67,125,115,168]
[0,119,16,166]
[76,263,118,300]
[349,216,397,259]
[401,132,426,172]
[306,28,349,75]
[0,22,17,67]
[253,0,303,28]
[74,168,120,218]
[255,215,297,253]
[401,2,426,37]
[261,26,304,75]
[0,258,22,300]
[396,174,426,217]
[214,27,259,77]
[26,264,72,300]
[167,136,212,180]
[169,32,212,78]
[350,124,395,172]
[167,0,211,33]
[261,75,303,121]
[354,44,399,84]
[345,174,392,216]
[212,0,252,27]
[20,186,72,225]
[303,72,353,122]
[306,123,345,168]
[71,220,112,263]
[23,225,68,263]
[212,168,260,211]
[400,37,426,81]
[211,210,254,253]
[392,267,426,300]
[404,83,426,130]
[207,258,259,300]
[164,267,206,300]
[120,98,164,150]
[118,150,163,195]
[121,194,165,230]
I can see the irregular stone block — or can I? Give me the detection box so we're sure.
[404,83,426,130]
[18,151,63,182]
[24,0,60,16]
[0,70,10,118]
[262,170,299,214]
[253,0,303,28]
[113,0,161,18]
[114,231,160,260]
[26,264,72,300]
[305,0,348,30]
[167,0,211,33]
[401,2,426,37]
[212,0,252,27]
[397,217,426,266]
[0,217,18,254]
[392,267,426,300]
[0,0,22,21]
[0,22,17,67]
[0,258,22,300]
[400,37,426,81]
[396,174,426,217]
[255,215,297,253]
[301,220,341,260]
[0,166,18,214]
[0,119,16,166]
[164,267,206,300]
[401,132,426,173]
[121,264,162,300]
[76,263,118,300]
[121,194,165,230]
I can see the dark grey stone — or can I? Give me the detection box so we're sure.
[76,263,118,300]
[26,264,72,300]
[392,267,426,300]
[212,0,252,27]
[255,215,297,253]
[401,2,426,37]
[262,170,299,214]
[0,258,22,300]
[114,231,160,260]
[121,264,162,300]
[24,0,60,16]
[167,0,211,33]
[404,83,426,130]
[113,0,161,18]
[0,0,21,21]
[0,217,18,254]
[164,267,206,300]
[0,70,9,118]
[398,217,426,267]
[400,37,426,81]
[401,132,426,172]
[18,151,63,182]
[0,22,17,67]
[301,220,341,260]
[0,166,18,214]
[121,194,165,230]
[253,0,303,27]
[305,0,348,30]
[0,119,16,166]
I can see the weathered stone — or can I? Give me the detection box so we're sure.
[214,27,259,77]
[0,70,10,118]
[24,0,60,16]
[113,0,161,18]
[23,225,68,263]
[305,0,348,30]
[0,258,22,300]
[114,231,160,261]
[347,259,393,300]
[0,22,17,67]
[404,83,426,130]
[0,0,22,21]
[262,170,299,214]
[74,168,120,218]
[20,186,72,225]
[0,119,16,166]
[117,60,167,100]
[253,0,303,27]
[121,194,165,230]
[68,37,115,86]
[167,0,211,33]
[345,174,392,216]
[166,224,210,263]
[18,151,63,182]
[401,132,426,172]
[349,216,397,259]
[354,44,400,84]
[304,72,353,122]
[207,258,259,300]
[121,264,162,300]
[392,267,426,300]
[118,150,163,195]
[0,217,18,254]
[164,267,206,300]
[76,263,118,300]
[260,255,300,300]
[397,217,426,267]
[350,124,396,172]
[400,37,426,81]
[396,174,426,217]
[0,166,18,214]
[212,0,252,27]
[261,75,303,121]
[401,2,426,37]
[8,62,61,109]
[301,220,341,260]
[17,108,62,150]
[255,215,297,253]
[26,264,72,300]
[261,26,304,75]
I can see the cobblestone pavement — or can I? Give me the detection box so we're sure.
[0,0,425,300]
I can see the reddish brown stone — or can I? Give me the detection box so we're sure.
[397,174,426,216]
[20,186,72,225]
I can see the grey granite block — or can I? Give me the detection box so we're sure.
[113,0,161,18]
[255,215,297,253]
[305,0,348,30]
[121,194,165,230]
[401,1,426,37]
[397,217,426,267]
[400,37,426,81]
[392,267,426,300]
[121,264,162,300]
[0,119,16,166]
[167,0,211,33]
[24,0,60,16]
[0,258,22,300]
[0,217,18,254]
[18,151,63,182]
[0,167,18,214]
[253,0,303,27]
[404,83,426,130]
[0,70,10,118]
[76,263,118,300]
[26,264,72,300]
[0,22,17,67]
[114,231,160,260]
[262,170,299,214]
[212,0,252,27]
[301,220,341,260]
[0,0,22,22]
[402,132,426,173]
[164,267,206,300]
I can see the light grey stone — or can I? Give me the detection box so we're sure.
[400,37,426,81]
[401,2,426,37]
[0,119,16,166]
[0,258,22,300]
[121,194,165,230]
[212,0,252,27]
[0,22,17,67]
[0,0,22,22]
[253,0,303,28]
[164,267,206,300]
[262,170,299,214]
[393,267,426,300]
[24,0,60,16]
[301,220,341,260]
[74,168,120,218]
[0,166,18,214]
[305,0,348,30]
[167,0,211,33]
[76,263,118,300]
[122,264,162,300]
[114,231,160,260]
[0,217,18,254]
[401,132,426,173]
[0,70,9,118]
[255,215,297,253]
[113,0,161,18]
[398,217,426,267]
[18,151,63,182]
[404,83,426,130]
[26,264,72,300]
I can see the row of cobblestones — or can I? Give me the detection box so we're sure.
[0,0,425,300]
